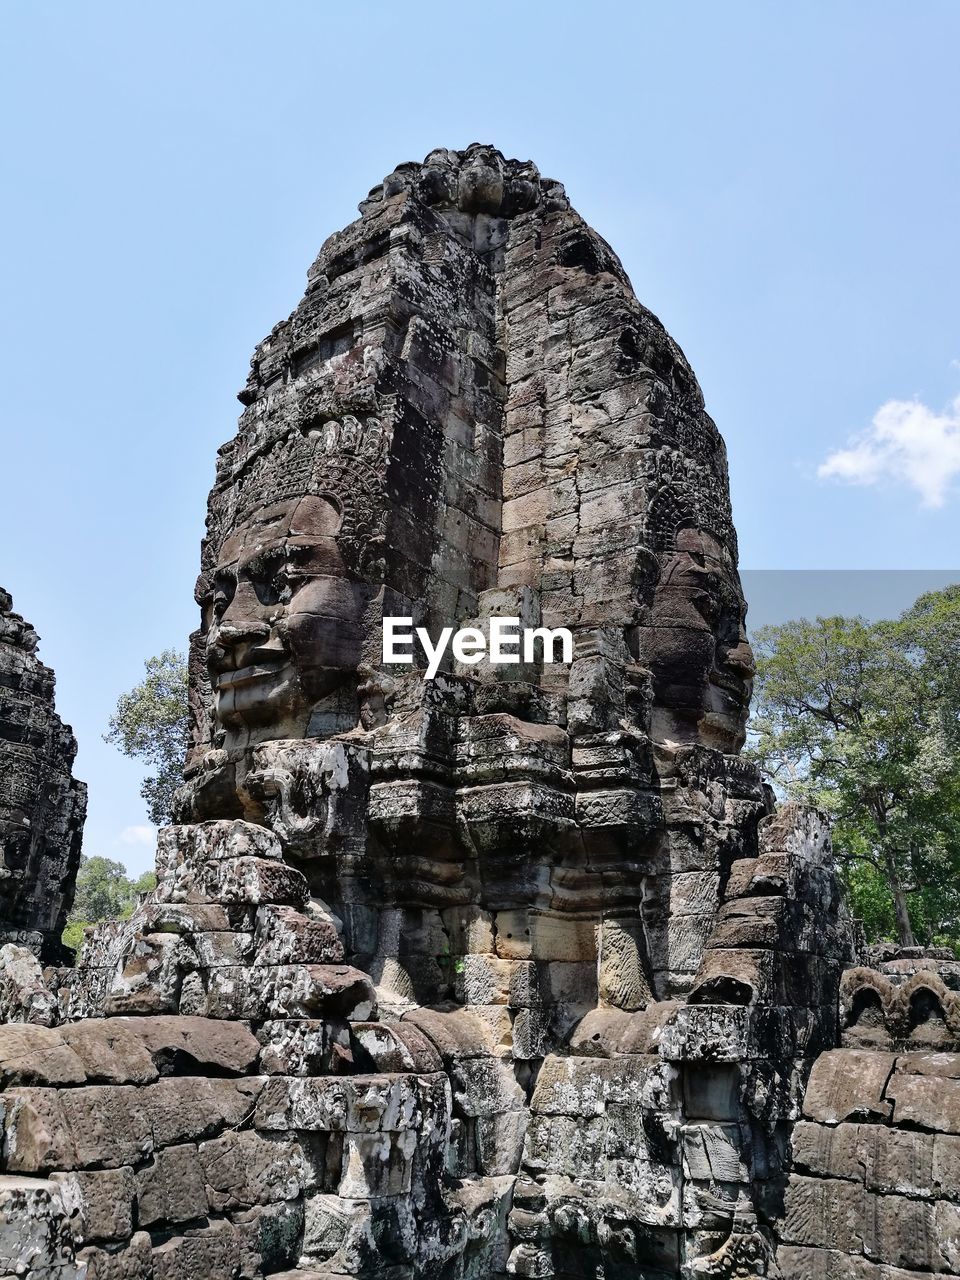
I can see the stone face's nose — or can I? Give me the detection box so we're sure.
[206,615,273,671]
[211,618,272,645]
[723,636,757,678]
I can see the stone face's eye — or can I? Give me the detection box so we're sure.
[718,607,745,649]
[249,551,292,607]
[690,587,720,627]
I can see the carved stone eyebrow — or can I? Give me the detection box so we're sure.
[285,543,315,564]
[243,546,285,577]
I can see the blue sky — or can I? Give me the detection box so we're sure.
[2,2,959,875]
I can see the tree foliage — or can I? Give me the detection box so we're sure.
[64,856,157,953]
[748,585,960,948]
[104,649,190,825]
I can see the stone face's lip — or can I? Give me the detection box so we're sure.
[711,662,751,694]
[214,661,290,690]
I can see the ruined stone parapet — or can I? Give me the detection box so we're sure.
[0,944,59,1026]
[63,820,357,1023]
[0,589,85,968]
[840,945,960,1052]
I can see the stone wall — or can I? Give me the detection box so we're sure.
[777,1048,960,1277]
[773,946,960,1278]
[0,818,512,1277]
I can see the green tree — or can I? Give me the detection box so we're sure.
[70,855,133,921]
[128,869,158,904]
[748,586,960,949]
[61,920,90,952]
[905,585,960,750]
[104,649,190,825]
[64,856,157,954]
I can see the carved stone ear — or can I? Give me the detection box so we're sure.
[632,547,661,610]
[355,531,387,584]
[194,569,213,607]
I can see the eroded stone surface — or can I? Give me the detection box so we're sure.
[0,590,86,967]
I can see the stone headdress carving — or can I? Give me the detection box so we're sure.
[205,412,392,581]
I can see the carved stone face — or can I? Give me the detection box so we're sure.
[638,528,754,752]
[205,494,370,732]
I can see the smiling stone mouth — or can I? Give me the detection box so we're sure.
[214,660,290,690]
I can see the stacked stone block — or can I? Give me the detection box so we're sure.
[0,1014,457,1278]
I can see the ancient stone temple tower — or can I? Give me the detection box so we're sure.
[174,141,756,1014]
[3,146,960,1280]
[0,588,85,966]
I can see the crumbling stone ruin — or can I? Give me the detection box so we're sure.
[0,589,85,969]
[3,145,960,1279]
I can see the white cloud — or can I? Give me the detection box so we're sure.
[818,395,960,509]
[118,825,157,847]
